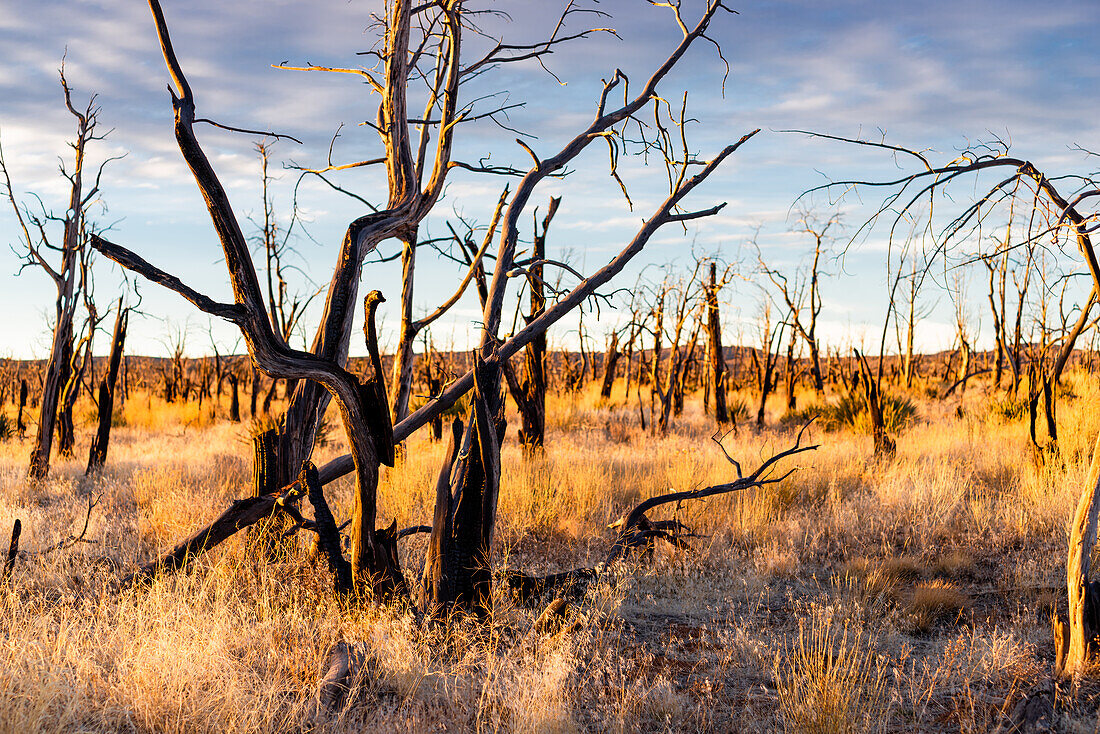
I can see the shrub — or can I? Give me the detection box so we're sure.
[782,391,916,434]
[0,413,11,442]
[987,396,1028,422]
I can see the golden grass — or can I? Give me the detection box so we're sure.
[773,610,890,734]
[0,374,1095,730]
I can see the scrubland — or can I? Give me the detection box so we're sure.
[0,373,1097,733]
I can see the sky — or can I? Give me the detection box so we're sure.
[1,0,1098,360]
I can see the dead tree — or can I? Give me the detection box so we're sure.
[855,349,895,459]
[2,68,113,478]
[253,141,315,352]
[100,0,755,612]
[391,189,508,425]
[86,298,128,474]
[758,211,835,392]
[751,300,785,427]
[704,261,732,425]
[268,0,599,491]
[949,271,973,393]
[503,197,560,452]
[599,331,620,400]
[16,380,27,438]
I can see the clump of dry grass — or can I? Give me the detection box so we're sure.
[905,580,969,634]
[773,610,891,734]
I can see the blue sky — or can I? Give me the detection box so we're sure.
[1,0,1098,359]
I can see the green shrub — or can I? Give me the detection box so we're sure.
[782,391,916,434]
[987,396,1028,422]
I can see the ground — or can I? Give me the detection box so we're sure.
[0,374,1096,732]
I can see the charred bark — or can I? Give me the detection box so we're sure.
[86,300,127,473]
[423,358,506,616]
[599,332,620,400]
[705,262,729,425]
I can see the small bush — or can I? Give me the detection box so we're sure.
[0,413,11,441]
[987,396,1028,422]
[782,391,916,434]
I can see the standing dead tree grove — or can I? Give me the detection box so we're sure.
[796,129,1100,675]
[92,0,765,615]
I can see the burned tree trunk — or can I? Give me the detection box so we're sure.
[10,73,99,480]
[599,332,620,400]
[423,358,506,616]
[784,335,797,411]
[247,426,288,561]
[856,349,895,459]
[228,372,241,422]
[511,197,559,452]
[16,379,27,438]
[56,321,91,459]
[705,262,729,425]
[86,300,128,474]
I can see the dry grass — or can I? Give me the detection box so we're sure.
[0,372,1097,731]
[774,610,890,734]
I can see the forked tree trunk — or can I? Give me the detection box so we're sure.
[856,350,895,459]
[423,357,506,616]
[56,333,82,458]
[86,301,127,474]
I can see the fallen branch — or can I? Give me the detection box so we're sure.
[122,492,284,585]
[509,424,817,603]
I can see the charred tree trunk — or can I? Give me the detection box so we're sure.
[423,358,506,616]
[784,337,797,411]
[56,332,86,459]
[511,198,558,452]
[248,425,287,560]
[856,350,895,459]
[599,333,619,400]
[249,365,259,419]
[228,373,241,422]
[705,262,729,425]
[16,379,27,438]
[86,301,128,474]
